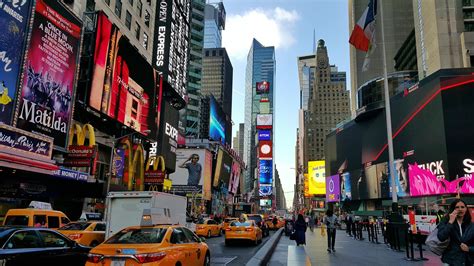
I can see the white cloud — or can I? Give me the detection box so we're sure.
[222,7,299,61]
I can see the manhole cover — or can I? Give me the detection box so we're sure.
[211,256,237,265]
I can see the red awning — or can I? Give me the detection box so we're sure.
[0,152,58,175]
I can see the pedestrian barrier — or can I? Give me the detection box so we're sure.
[404,230,429,262]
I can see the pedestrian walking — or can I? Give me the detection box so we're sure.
[437,199,474,265]
[308,215,315,232]
[324,209,339,253]
[294,214,307,246]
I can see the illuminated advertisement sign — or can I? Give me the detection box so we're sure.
[259,159,273,185]
[89,13,160,138]
[16,0,82,148]
[259,99,270,114]
[258,130,271,141]
[169,148,212,200]
[308,160,325,195]
[256,81,270,94]
[228,161,241,194]
[152,0,190,101]
[326,175,340,202]
[258,140,272,159]
[0,0,34,125]
[304,173,309,198]
[259,185,272,197]
[155,100,178,172]
[213,148,232,188]
[260,199,271,207]
[209,95,226,143]
[256,114,272,129]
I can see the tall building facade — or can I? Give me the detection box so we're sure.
[243,39,275,200]
[274,169,287,210]
[182,0,205,138]
[348,0,414,115]
[306,40,350,161]
[201,48,233,143]
[238,123,245,159]
[203,2,225,48]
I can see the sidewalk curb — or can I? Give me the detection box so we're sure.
[245,228,284,266]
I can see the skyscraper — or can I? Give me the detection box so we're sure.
[203,2,226,49]
[243,39,275,198]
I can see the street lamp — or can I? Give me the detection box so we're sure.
[106,130,151,195]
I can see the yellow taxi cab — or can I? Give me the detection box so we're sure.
[58,221,106,247]
[86,224,210,266]
[195,219,222,238]
[221,217,239,233]
[3,201,70,229]
[224,220,262,246]
[241,214,269,237]
[266,216,285,230]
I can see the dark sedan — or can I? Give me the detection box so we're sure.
[0,227,91,266]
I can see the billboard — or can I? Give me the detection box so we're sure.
[259,159,273,185]
[260,98,270,114]
[256,114,272,129]
[259,185,272,197]
[260,199,271,207]
[0,0,34,125]
[152,0,190,101]
[213,148,232,189]
[15,0,82,148]
[209,95,226,143]
[256,81,270,94]
[228,161,241,194]
[169,148,212,200]
[341,172,352,200]
[155,100,178,172]
[304,173,309,198]
[89,13,160,138]
[308,161,326,195]
[258,140,272,159]
[258,130,271,141]
[326,174,340,202]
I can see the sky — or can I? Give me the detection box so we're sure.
[221,0,350,209]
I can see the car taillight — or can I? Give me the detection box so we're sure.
[246,228,254,231]
[225,228,231,231]
[135,252,166,263]
[197,226,204,229]
[69,233,83,240]
[87,253,103,263]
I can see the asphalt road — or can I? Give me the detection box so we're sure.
[206,231,276,266]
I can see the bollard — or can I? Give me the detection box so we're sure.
[374,223,380,244]
[417,231,429,261]
[405,228,410,258]
[405,230,419,261]
[368,223,372,242]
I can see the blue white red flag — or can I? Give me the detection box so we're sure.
[349,0,377,52]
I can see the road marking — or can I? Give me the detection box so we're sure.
[210,256,237,266]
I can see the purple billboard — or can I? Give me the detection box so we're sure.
[326,174,340,202]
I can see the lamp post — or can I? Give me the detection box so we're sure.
[105,130,151,195]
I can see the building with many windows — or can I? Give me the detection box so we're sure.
[203,1,225,49]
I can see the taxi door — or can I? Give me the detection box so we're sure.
[209,220,219,235]
[182,227,205,264]
[170,228,193,265]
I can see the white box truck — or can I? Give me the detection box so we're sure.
[104,191,187,238]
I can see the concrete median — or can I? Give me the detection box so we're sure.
[245,228,284,266]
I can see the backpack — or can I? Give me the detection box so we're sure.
[425,226,450,256]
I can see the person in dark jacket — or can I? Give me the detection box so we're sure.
[294,214,307,246]
[437,199,473,265]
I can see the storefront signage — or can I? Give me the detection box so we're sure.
[145,155,166,184]
[64,123,97,171]
[52,167,88,182]
[0,124,53,160]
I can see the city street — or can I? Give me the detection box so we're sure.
[207,231,276,266]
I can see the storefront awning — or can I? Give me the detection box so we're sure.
[0,152,58,175]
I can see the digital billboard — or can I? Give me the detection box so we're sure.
[209,95,226,143]
[0,0,34,125]
[260,199,272,207]
[155,100,178,172]
[152,0,190,101]
[258,140,272,159]
[259,159,273,185]
[326,175,340,202]
[256,81,270,94]
[15,0,82,148]
[308,161,325,195]
[260,98,270,114]
[169,148,212,200]
[259,185,272,197]
[213,148,232,189]
[341,172,352,200]
[256,114,272,129]
[228,161,241,194]
[304,173,309,198]
[258,130,271,141]
[89,13,159,138]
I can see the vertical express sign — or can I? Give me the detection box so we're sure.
[153,0,190,101]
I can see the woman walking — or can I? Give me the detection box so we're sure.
[324,209,339,253]
[294,214,307,246]
[437,199,474,265]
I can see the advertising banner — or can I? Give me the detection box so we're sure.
[228,161,241,194]
[89,13,159,138]
[326,174,340,202]
[256,114,272,129]
[209,95,226,143]
[256,81,270,94]
[341,172,352,200]
[112,148,125,178]
[259,185,272,197]
[152,0,190,101]
[258,140,272,159]
[304,173,309,198]
[260,199,271,207]
[213,148,232,189]
[259,98,270,114]
[0,124,53,160]
[308,160,326,195]
[52,167,88,182]
[259,159,273,185]
[258,130,271,141]
[169,148,212,200]
[16,0,82,148]
[155,100,178,172]
[0,0,34,125]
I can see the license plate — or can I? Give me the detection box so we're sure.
[112,260,125,266]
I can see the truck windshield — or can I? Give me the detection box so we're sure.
[106,228,167,244]
[4,216,29,226]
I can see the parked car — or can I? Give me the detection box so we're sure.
[0,227,90,266]
[58,221,106,247]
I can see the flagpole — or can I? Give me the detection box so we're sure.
[379,0,398,210]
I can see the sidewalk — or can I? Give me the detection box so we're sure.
[268,228,442,266]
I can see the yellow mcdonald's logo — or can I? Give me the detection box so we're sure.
[68,123,96,147]
[119,138,144,191]
[145,155,165,172]
[149,185,160,191]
